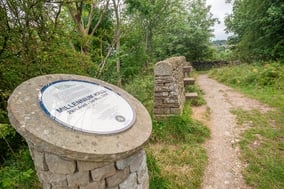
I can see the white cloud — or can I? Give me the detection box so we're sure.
[206,0,233,40]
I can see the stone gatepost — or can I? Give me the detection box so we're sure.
[153,56,186,118]
[8,74,152,189]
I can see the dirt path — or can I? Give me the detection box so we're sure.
[193,75,271,189]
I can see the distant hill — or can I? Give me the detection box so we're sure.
[212,40,227,46]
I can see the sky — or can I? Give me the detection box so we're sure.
[206,0,233,40]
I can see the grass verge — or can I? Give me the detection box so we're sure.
[124,71,210,189]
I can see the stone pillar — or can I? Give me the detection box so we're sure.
[153,56,186,118]
[8,74,152,189]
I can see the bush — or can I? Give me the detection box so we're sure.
[0,148,40,189]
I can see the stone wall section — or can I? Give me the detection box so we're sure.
[28,142,148,189]
[154,56,189,118]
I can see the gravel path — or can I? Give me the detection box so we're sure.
[194,75,271,189]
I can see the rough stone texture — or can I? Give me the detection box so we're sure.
[7,74,151,189]
[185,92,198,100]
[45,153,76,174]
[183,65,192,77]
[38,171,68,187]
[154,61,173,76]
[29,147,48,171]
[184,77,195,86]
[80,181,105,189]
[77,161,110,171]
[119,172,138,189]
[154,56,193,118]
[116,150,145,171]
[91,163,116,181]
[67,171,90,187]
[106,167,129,187]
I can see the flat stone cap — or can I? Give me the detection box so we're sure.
[154,61,173,76]
[8,74,152,161]
[154,56,186,76]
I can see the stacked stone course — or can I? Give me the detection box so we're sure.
[154,56,190,118]
[29,141,148,189]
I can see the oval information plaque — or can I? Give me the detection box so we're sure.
[38,80,136,134]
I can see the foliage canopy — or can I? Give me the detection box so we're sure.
[225,0,284,62]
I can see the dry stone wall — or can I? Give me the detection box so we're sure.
[154,56,190,118]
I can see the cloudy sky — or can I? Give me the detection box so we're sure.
[206,0,233,40]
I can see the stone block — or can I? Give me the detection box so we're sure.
[185,92,198,99]
[106,167,129,187]
[155,86,171,92]
[116,150,145,170]
[153,99,163,106]
[170,108,181,114]
[154,92,169,97]
[77,161,110,171]
[162,103,180,108]
[166,56,186,69]
[164,98,178,104]
[31,149,48,171]
[169,91,178,97]
[45,153,76,174]
[137,171,149,189]
[106,187,118,189]
[42,182,52,189]
[67,171,89,187]
[155,77,174,84]
[183,66,192,73]
[137,160,147,184]
[38,171,67,187]
[153,108,170,114]
[154,61,173,76]
[183,77,195,85]
[52,186,78,189]
[119,172,138,189]
[91,163,116,181]
[80,181,105,189]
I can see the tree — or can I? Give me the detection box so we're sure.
[225,0,284,62]
[152,0,217,61]
[112,0,122,86]
[65,0,110,54]
[125,0,183,62]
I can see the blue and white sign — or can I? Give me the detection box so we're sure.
[38,80,136,134]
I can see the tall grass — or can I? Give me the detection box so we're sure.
[209,62,284,111]
[209,62,284,189]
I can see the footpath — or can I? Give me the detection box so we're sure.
[193,75,271,189]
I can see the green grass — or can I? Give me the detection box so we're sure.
[185,85,206,106]
[209,62,284,111]
[209,62,284,189]
[0,148,41,189]
[146,103,209,189]
[124,72,210,189]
